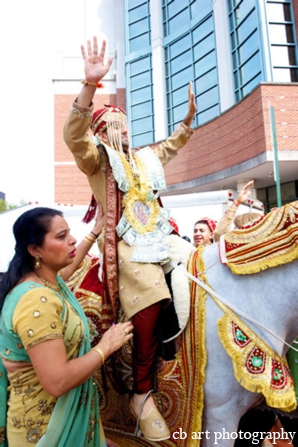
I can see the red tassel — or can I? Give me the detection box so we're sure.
[82,195,97,223]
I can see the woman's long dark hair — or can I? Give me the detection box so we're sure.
[0,207,63,312]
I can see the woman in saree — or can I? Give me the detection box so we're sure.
[0,207,133,446]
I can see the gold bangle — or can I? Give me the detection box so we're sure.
[227,207,236,213]
[91,347,105,364]
[85,235,95,245]
[84,237,93,246]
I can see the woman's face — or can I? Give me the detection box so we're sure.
[37,215,77,271]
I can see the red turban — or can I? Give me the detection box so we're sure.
[169,218,179,234]
[91,104,127,135]
[198,217,216,233]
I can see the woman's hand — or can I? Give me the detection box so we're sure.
[98,322,134,359]
[81,37,113,84]
[91,205,105,237]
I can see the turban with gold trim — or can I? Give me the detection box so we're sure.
[91,104,127,136]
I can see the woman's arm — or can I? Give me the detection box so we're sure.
[27,321,133,398]
[60,205,104,281]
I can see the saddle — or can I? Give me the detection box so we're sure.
[219,201,298,274]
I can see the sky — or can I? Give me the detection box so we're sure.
[0,0,99,205]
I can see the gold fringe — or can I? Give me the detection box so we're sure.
[189,247,208,447]
[228,249,298,275]
[224,202,298,276]
[217,314,297,412]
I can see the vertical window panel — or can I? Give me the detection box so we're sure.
[129,33,151,52]
[126,0,154,147]
[129,18,149,38]
[164,2,219,133]
[266,0,298,83]
[129,3,148,22]
[228,0,262,100]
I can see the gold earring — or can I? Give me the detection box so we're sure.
[34,255,41,269]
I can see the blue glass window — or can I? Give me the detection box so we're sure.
[128,1,151,53]
[238,30,259,65]
[126,0,154,147]
[170,50,192,75]
[169,35,191,59]
[130,56,150,76]
[228,0,262,100]
[195,68,217,94]
[167,2,187,18]
[130,71,151,90]
[192,16,213,41]
[128,0,145,7]
[168,9,189,35]
[241,73,262,96]
[129,3,148,22]
[194,51,216,78]
[199,104,220,125]
[171,67,193,90]
[239,53,261,84]
[131,101,153,119]
[197,86,219,112]
[129,18,149,38]
[129,33,150,52]
[164,1,219,133]
[236,9,257,43]
[131,116,153,133]
[131,85,152,104]
[171,85,189,107]
[173,103,188,123]
[193,33,215,61]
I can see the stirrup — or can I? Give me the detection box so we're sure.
[134,389,153,436]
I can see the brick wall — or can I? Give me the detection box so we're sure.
[163,83,298,186]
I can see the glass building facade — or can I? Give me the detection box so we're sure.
[228,0,298,101]
[163,4,220,134]
[124,0,298,147]
[125,0,154,147]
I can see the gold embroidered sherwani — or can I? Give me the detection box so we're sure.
[64,101,193,319]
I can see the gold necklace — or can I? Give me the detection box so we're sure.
[35,273,69,302]
[35,272,60,293]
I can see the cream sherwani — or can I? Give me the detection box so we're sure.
[64,101,193,319]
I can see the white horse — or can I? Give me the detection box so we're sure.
[81,225,298,446]
[195,242,298,447]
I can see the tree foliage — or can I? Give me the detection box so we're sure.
[0,199,17,213]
